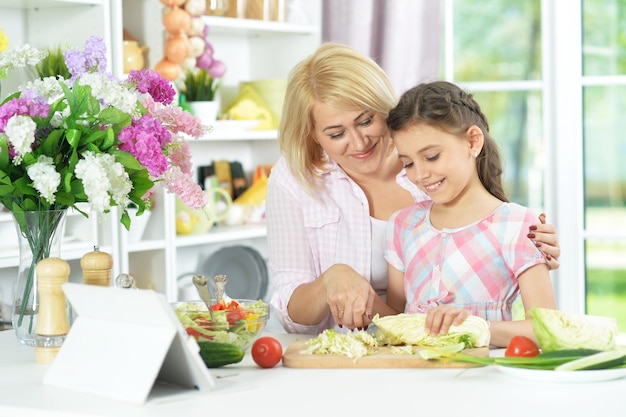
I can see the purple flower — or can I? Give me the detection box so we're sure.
[118,114,172,178]
[64,36,107,80]
[0,97,49,131]
[127,69,175,105]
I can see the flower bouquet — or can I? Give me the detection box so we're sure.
[0,36,209,344]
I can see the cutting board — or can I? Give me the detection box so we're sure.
[282,339,488,369]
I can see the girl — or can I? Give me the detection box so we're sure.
[384,81,556,347]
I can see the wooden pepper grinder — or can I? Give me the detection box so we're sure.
[81,245,112,286]
[35,257,70,365]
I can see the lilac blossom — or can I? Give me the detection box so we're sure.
[127,69,175,105]
[118,114,171,178]
[64,36,107,80]
[162,165,207,210]
[26,155,60,204]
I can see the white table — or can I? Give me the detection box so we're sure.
[0,330,624,417]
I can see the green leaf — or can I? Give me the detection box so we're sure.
[99,107,131,125]
[120,211,131,231]
[113,149,144,171]
[41,129,64,155]
[65,128,82,148]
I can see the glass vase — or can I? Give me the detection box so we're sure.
[11,209,67,346]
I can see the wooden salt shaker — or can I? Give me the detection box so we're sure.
[35,257,70,365]
[81,246,112,286]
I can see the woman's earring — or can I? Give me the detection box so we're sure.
[473,151,478,158]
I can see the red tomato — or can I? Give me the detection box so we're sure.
[251,336,283,368]
[505,335,540,357]
[226,310,245,323]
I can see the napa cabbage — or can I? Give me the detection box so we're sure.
[371,313,490,349]
[529,307,618,352]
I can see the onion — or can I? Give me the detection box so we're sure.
[160,0,186,6]
[163,7,192,34]
[165,34,189,63]
[184,0,206,16]
[208,59,227,78]
[187,17,205,36]
[187,36,205,57]
[155,58,181,81]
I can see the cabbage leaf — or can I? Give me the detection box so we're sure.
[371,313,490,349]
[530,307,618,352]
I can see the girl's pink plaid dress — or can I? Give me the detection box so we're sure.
[385,200,547,321]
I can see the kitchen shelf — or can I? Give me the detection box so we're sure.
[0,0,321,303]
[201,16,319,36]
[0,0,102,8]
[202,129,278,141]
[174,224,267,247]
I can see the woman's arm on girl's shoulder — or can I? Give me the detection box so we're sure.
[529,213,560,270]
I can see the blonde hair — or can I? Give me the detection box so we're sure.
[278,42,397,189]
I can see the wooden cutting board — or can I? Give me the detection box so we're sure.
[282,339,488,369]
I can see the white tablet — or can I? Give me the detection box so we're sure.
[43,283,215,405]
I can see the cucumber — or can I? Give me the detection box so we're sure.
[537,349,602,359]
[197,341,245,368]
[554,350,626,371]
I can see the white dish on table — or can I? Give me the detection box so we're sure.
[495,365,626,383]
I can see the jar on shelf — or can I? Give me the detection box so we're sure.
[123,40,147,74]
[206,0,229,16]
[227,0,285,21]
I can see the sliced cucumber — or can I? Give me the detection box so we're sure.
[554,350,626,371]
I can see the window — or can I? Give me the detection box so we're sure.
[444,0,626,331]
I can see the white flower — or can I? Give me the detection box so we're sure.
[22,76,64,103]
[5,115,36,164]
[77,72,138,115]
[0,44,46,75]
[75,151,132,213]
[26,155,60,204]
[50,106,71,129]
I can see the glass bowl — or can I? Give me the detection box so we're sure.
[173,299,269,350]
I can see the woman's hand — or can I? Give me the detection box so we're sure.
[529,213,561,270]
[323,264,376,330]
[424,305,469,337]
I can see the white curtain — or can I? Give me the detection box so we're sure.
[322,0,442,96]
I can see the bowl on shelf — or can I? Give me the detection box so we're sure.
[173,298,269,351]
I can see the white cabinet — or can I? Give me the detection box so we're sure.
[119,6,321,302]
[0,0,321,307]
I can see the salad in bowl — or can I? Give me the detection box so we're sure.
[174,298,269,350]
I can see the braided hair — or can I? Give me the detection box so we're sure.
[387,81,507,202]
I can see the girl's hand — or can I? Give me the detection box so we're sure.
[530,213,561,270]
[424,305,469,337]
[323,264,375,330]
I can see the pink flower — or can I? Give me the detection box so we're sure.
[163,166,207,210]
[118,115,171,177]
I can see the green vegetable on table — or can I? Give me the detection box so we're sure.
[418,347,626,370]
[371,313,490,349]
[197,341,245,368]
[529,307,618,352]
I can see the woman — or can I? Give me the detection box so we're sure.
[266,43,560,334]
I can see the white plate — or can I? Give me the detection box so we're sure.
[495,365,626,383]
[199,245,268,300]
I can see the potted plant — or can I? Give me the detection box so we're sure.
[179,68,222,125]
[34,46,71,79]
